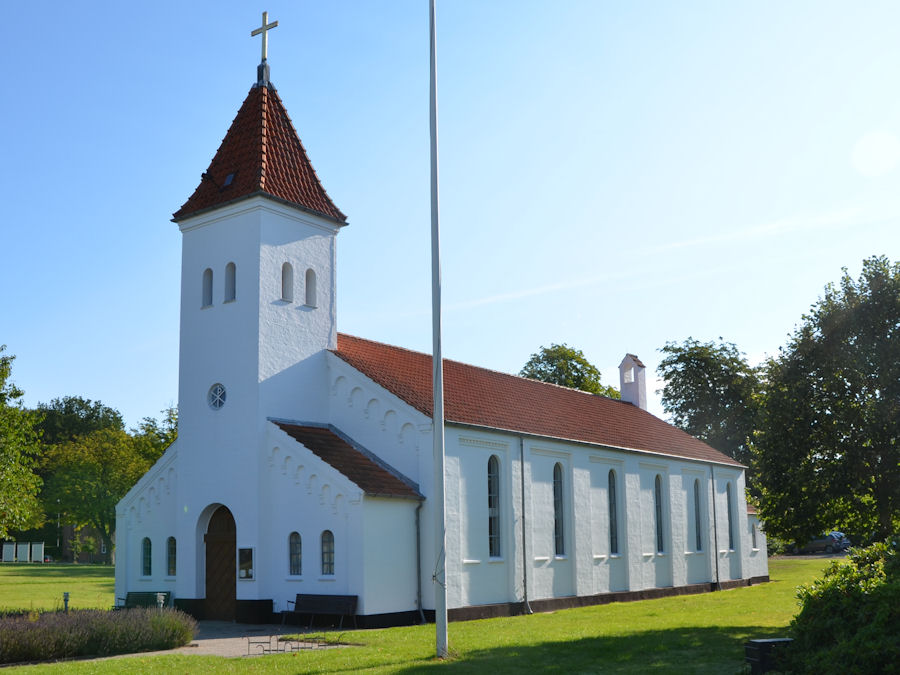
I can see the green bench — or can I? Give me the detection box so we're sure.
[115,591,173,609]
[282,593,358,628]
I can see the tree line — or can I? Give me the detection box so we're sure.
[0,359,175,562]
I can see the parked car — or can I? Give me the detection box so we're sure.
[828,531,851,551]
[796,532,844,554]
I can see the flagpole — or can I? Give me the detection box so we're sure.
[429,0,449,659]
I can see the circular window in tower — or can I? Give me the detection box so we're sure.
[207,383,227,410]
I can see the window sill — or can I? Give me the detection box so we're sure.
[533,556,550,562]
[487,557,504,564]
[553,555,568,561]
[592,554,607,561]
[201,304,212,310]
[286,576,304,581]
[317,576,336,582]
[462,559,481,565]
[223,299,235,304]
[303,303,317,309]
[609,553,622,559]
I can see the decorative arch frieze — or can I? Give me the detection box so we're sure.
[365,398,380,420]
[269,446,280,468]
[382,409,398,435]
[332,375,347,398]
[282,455,294,476]
[349,387,364,410]
[320,483,332,507]
[307,473,318,496]
[333,493,344,516]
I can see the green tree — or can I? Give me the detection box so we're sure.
[0,345,44,538]
[42,428,152,562]
[520,344,620,398]
[132,406,178,460]
[657,338,762,467]
[753,256,900,543]
[36,396,123,447]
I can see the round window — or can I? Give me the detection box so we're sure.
[208,383,226,410]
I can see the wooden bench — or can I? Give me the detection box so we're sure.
[115,591,173,609]
[282,593,358,629]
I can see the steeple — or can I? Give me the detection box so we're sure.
[172,13,346,225]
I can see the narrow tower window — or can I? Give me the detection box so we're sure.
[281,263,293,302]
[202,268,213,308]
[726,482,735,550]
[289,532,302,575]
[321,530,334,575]
[141,537,152,576]
[693,478,703,552]
[305,268,317,307]
[553,463,565,555]
[608,470,619,555]
[224,262,236,302]
[654,474,664,553]
[166,536,176,576]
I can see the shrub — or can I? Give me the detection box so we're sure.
[785,537,900,674]
[0,608,196,665]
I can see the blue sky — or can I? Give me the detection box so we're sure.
[2,1,899,428]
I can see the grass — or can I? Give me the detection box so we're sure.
[2,557,830,673]
[0,564,114,611]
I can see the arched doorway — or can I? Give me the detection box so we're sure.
[204,506,236,620]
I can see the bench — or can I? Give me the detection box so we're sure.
[745,638,793,674]
[282,593,358,629]
[115,591,173,609]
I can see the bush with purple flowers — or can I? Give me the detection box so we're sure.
[0,608,196,665]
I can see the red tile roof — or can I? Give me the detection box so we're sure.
[275,422,421,499]
[173,84,346,224]
[333,334,743,467]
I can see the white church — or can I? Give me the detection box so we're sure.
[115,27,768,625]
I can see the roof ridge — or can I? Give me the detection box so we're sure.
[335,332,624,401]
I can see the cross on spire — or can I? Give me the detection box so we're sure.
[251,11,278,63]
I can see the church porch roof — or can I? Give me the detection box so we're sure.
[274,422,421,499]
[333,333,744,468]
[173,83,346,224]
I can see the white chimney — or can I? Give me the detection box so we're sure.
[619,354,647,410]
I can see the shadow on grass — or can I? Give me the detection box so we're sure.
[394,625,777,674]
[0,564,113,578]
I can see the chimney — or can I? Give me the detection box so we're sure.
[619,354,647,410]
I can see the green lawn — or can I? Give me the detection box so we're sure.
[0,564,114,612]
[3,558,829,673]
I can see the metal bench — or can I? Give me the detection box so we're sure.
[115,591,173,609]
[282,593,358,629]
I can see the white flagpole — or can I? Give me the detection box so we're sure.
[429,0,449,659]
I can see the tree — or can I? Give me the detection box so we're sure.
[0,345,44,538]
[657,338,762,467]
[753,256,900,543]
[36,396,123,447]
[132,406,178,460]
[520,344,620,398]
[42,428,152,562]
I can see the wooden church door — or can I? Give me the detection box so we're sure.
[204,506,236,620]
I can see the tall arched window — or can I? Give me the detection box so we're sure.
[693,479,703,552]
[141,537,152,576]
[608,470,619,555]
[726,482,735,550]
[289,532,302,575]
[202,268,213,307]
[553,463,565,555]
[752,522,758,549]
[654,474,664,553]
[305,268,317,307]
[166,536,176,576]
[281,262,293,302]
[321,530,334,575]
[224,262,236,302]
[487,456,500,557]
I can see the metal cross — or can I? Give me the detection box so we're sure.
[251,11,278,62]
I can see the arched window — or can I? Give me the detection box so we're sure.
[289,532,302,575]
[553,463,565,555]
[281,262,293,302]
[608,470,619,555]
[693,479,703,552]
[166,537,176,576]
[321,530,334,575]
[224,262,236,302]
[487,455,500,557]
[141,537,152,576]
[654,474,664,553]
[202,268,213,307]
[726,482,735,550]
[305,268,317,307]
